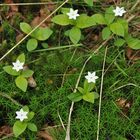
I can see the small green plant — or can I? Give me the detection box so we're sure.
[92,6,140,49]
[20,22,53,51]
[3,53,34,92]
[68,72,99,103]
[13,106,37,137]
[52,8,96,44]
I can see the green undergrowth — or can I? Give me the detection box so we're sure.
[0,45,140,139]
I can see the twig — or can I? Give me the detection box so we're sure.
[0,0,69,62]
[65,37,111,140]
[0,2,59,6]
[96,46,108,140]
[0,92,22,107]
[33,44,83,53]
[130,0,140,11]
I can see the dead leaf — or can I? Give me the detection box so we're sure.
[5,0,18,12]
[37,124,62,140]
[31,6,53,28]
[28,77,37,88]
[16,33,24,43]
[23,65,37,88]
[37,131,53,140]
[0,125,12,137]
[116,98,132,115]
[126,47,140,62]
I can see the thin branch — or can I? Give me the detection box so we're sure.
[96,46,108,140]
[0,92,22,107]
[65,37,111,140]
[0,2,59,6]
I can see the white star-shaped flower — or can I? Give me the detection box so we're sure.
[113,6,126,17]
[12,60,24,72]
[16,109,28,122]
[85,72,99,83]
[67,8,79,20]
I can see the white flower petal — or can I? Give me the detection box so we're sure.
[67,8,79,20]
[15,108,28,122]
[85,71,99,83]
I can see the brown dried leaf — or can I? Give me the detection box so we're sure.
[31,6,52,28]
[37,131,53,140]
[23,65,37,88]
[28,77,37,88]
[116,98,132,115]
[5,0,18,12]
[126,47,140,62]
[16,33,24,43]
[0,125,12,137]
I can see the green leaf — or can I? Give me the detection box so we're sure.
[77,87,85,94]
[27,112,35,121]
[20,22,32,34]
[105,6,115,25]
[52,14,71,26]
[84,0,93,6]
[22,106,29,112]
[61,8,70,14]
[27,38,38,51]
[21,70,34,78]
[17,53,25,63]
[94,92,99,99]
[125,35,140,50]
[64,30,70,36]
[117,18,128,36]
[33,28,53,41]
[84,80,95,93]
[13,121,27,137]
[102,27,111,40]
[83,92,95,103]
[110,22,124,37]
[114,38,125,47]
[76,14,96,29]
[69,27,81,44]
[91,14,106,24]
[41,43,49,49]
[3,66,20,76]
[15,76,28,92]
[68,92,83,102]
[27,123,37,132]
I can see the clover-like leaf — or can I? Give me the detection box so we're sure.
[15,76,28,92]
[68,92,83,102]
[110,22,124,37]
[21,70,34,78]
[91,14,106,24]
[13,121,27,137]
[114,38,126,47]
[52,14,71,26]
[105,6,115,25]
[17,53,25,63]
[76,14,96,29]
[69,27,81,44]
[84,80,95,93]
[20,22,32,34]
[83,92,95,103]
[27,123,37,132]
[102,27,111,40]
[3,66,20,76]
[27,38,38,51]
[33,28,53,41]
[125,35,140,50]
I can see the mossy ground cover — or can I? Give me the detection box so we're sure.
[0,0,140,140]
